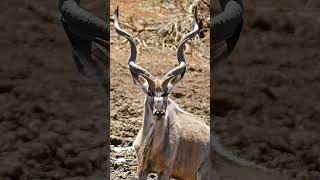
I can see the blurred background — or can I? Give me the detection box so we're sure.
[0,0,108,179]
[214,0,320,179]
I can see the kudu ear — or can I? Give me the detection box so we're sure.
[161,74,182,94]
[132,73,155,94]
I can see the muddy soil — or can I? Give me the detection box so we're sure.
[0,1,108,179]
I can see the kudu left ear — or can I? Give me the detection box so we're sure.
[161,75,182,94]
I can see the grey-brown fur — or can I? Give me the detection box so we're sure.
[133,97,211,180]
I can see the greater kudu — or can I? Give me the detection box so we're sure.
[114,6,211,180]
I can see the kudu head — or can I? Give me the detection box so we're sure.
[114,6,199,119]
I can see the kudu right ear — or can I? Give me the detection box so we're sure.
[131,73,155,94]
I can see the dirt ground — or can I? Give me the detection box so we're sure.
[0,0,108,179]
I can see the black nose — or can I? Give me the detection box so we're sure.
[153,111,165,117]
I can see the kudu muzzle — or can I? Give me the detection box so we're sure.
[153,97,166,118]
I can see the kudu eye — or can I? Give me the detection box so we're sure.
[161,92,169,97]
[147,91,154,97]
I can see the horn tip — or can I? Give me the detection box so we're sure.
[115,6,119,17]
[194,6,198,21]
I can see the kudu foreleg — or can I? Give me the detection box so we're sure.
[157,169,173,180]
[138,169,149,180]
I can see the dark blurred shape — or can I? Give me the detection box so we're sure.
[211,0,243,64]
[59,0,109,89]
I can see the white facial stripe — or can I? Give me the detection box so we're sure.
[155,91,162,97]
[154,96,163,102]
[153,95,164,112]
